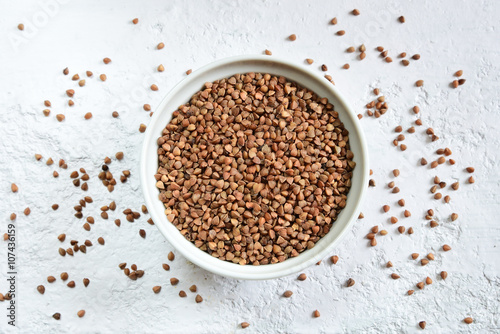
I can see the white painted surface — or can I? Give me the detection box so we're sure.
[0,0,498,333]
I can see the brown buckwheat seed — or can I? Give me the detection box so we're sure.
[346,278,355,287]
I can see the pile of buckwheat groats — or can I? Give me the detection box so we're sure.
[156,73,355,265]
[6,9,478,330]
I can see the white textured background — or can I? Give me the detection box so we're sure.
[0,0,499,333]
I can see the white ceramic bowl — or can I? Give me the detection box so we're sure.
[141,55,369,280]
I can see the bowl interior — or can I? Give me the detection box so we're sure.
[141,55,368,280]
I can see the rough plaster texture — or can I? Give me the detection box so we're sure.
[0,0,499,333]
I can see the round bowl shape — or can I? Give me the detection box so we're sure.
[141,55,369,280]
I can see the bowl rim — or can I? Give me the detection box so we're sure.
[140,54,369,280]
